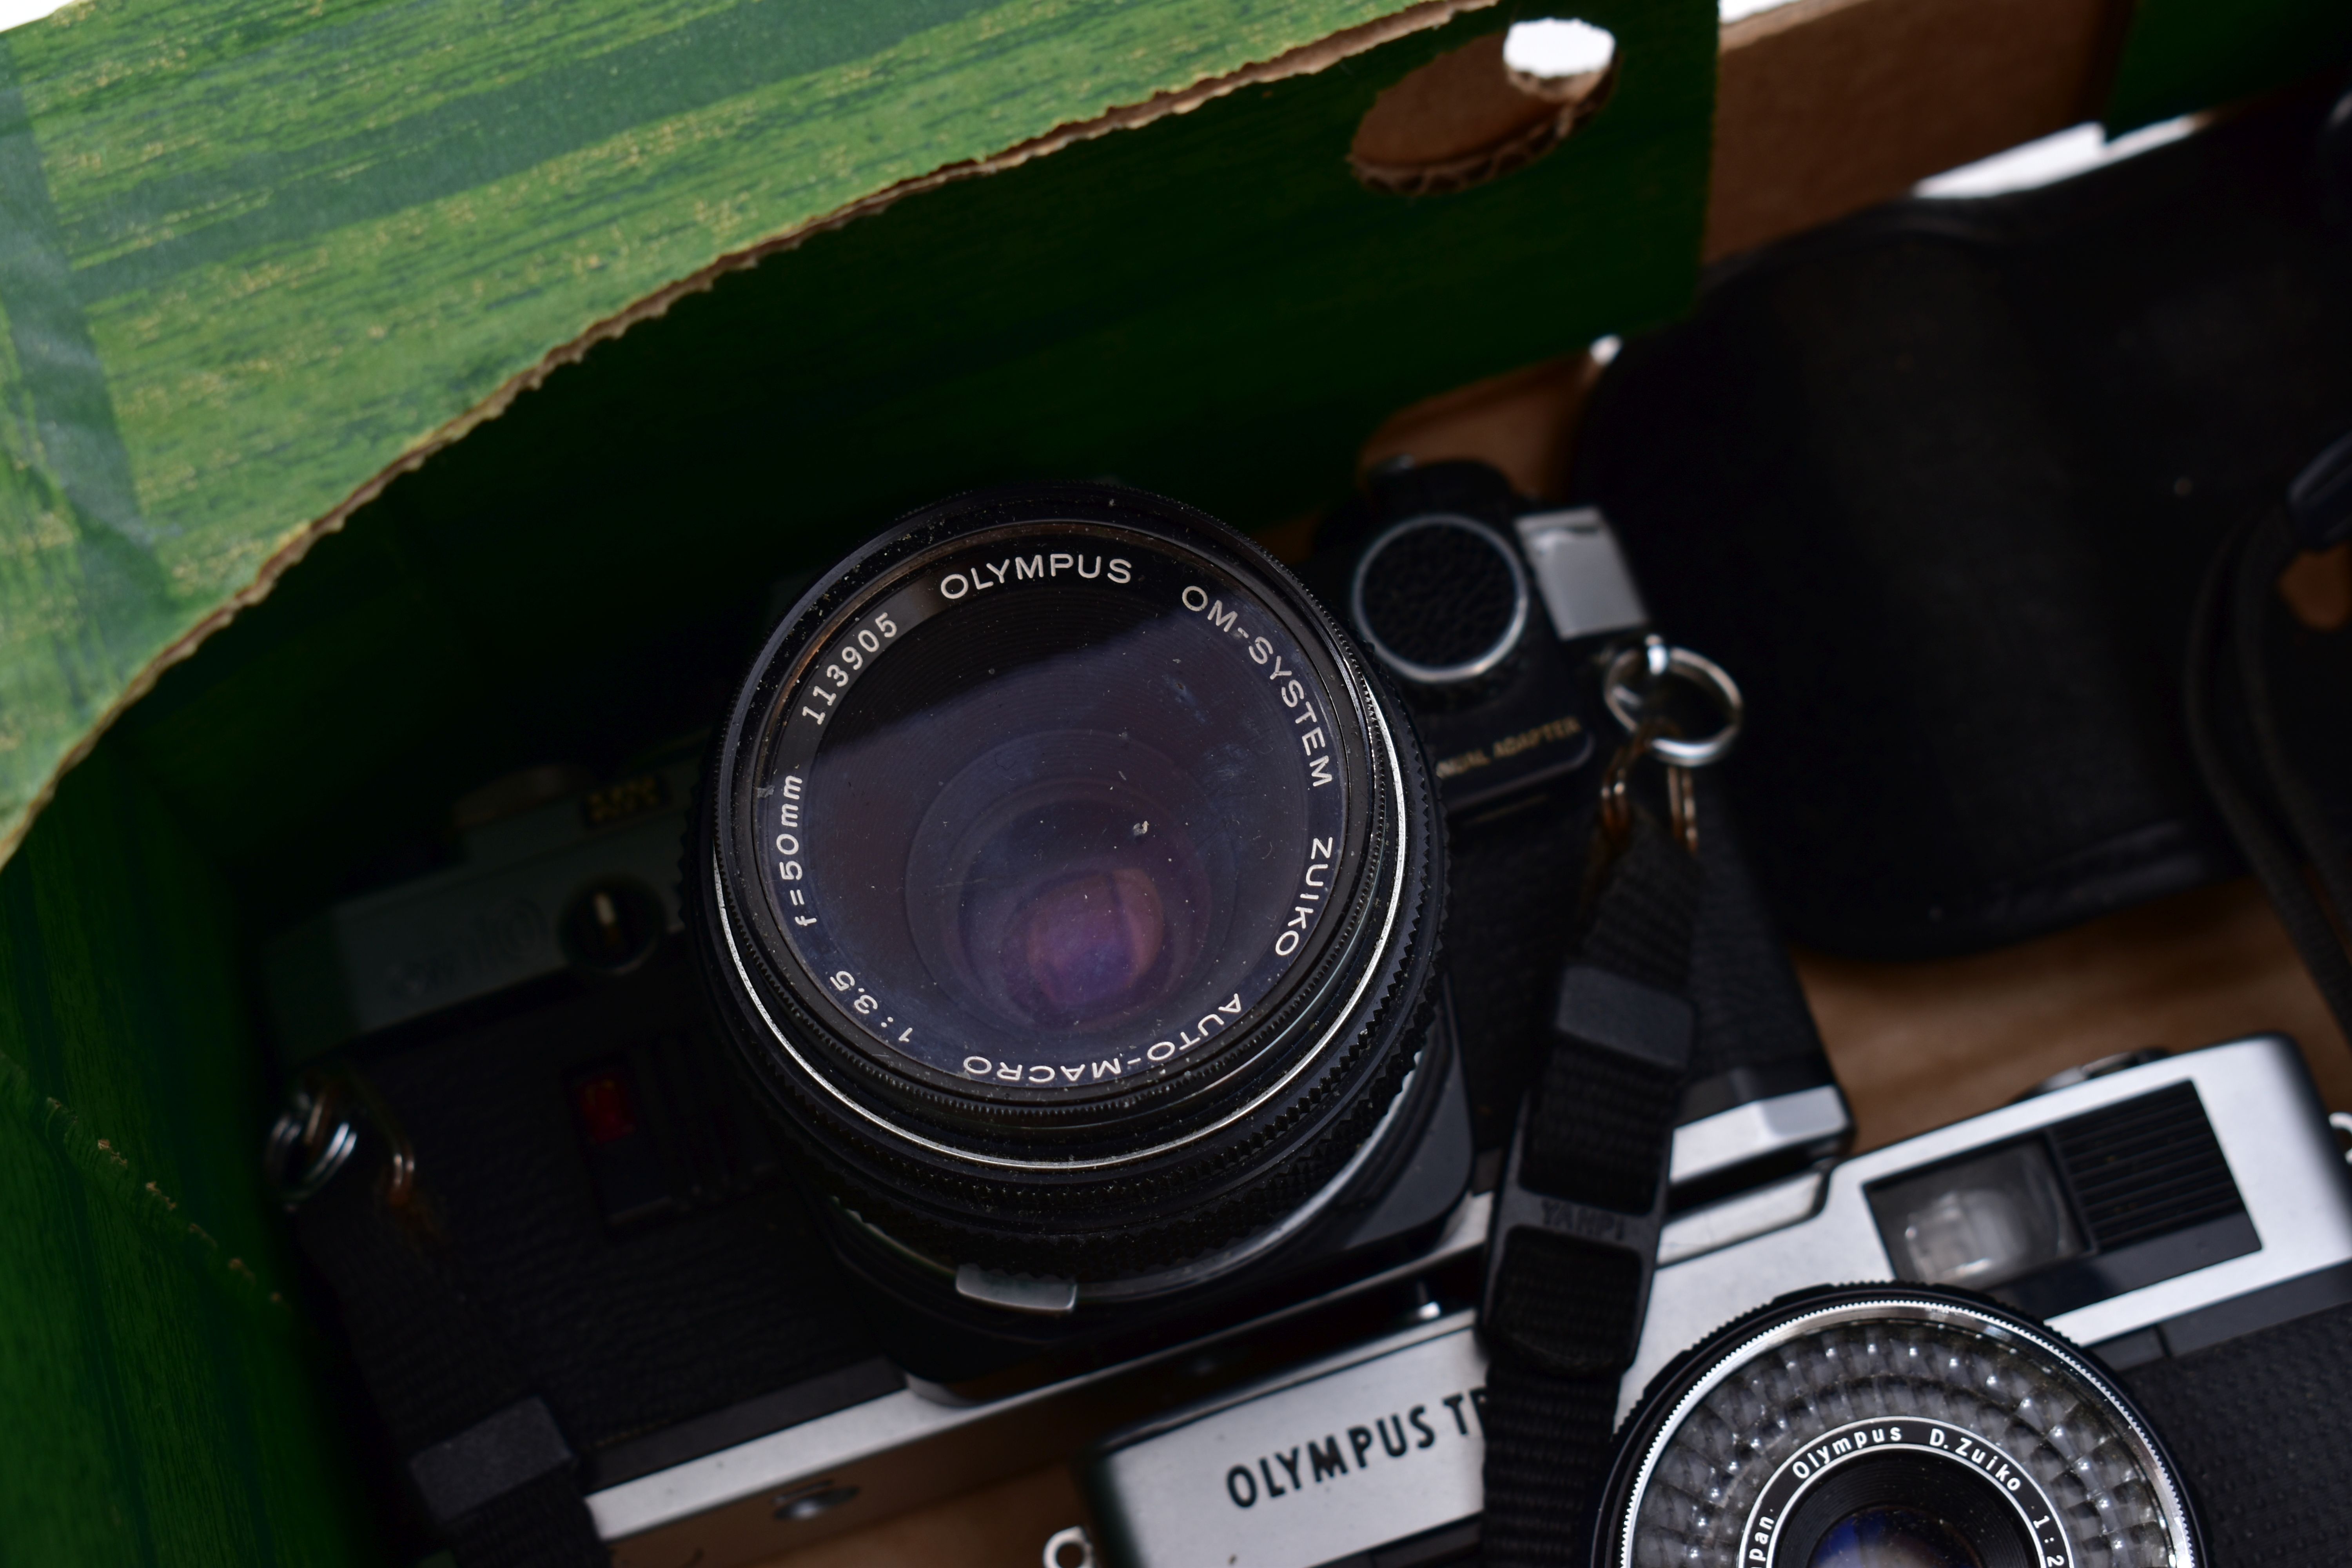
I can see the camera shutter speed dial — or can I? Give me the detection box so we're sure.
[1348,514,1531,687]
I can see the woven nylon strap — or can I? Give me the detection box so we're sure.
[292,1120,609,1567]
[1481,813,1702,1566]
[2184,498,2352,1039]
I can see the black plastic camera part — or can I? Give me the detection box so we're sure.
[822,1018,1475,1388]
[2322,71,2352,227]
[688,483,1454,1374]
[1305,461,1846,1180]
[287,946,898,1555]
[2118,1294,2352,1562]
[2289,428,2352,550]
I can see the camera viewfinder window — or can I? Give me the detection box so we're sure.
[1865,1140,2085,1290]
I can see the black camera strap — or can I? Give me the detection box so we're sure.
[2184,437,2352,1040]
[1481,801,1702,1567]
[277,1084,608,1568]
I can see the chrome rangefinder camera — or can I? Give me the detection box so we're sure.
[1077,1034,2352,1568]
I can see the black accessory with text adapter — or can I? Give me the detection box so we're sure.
[1303,459,1846,1200]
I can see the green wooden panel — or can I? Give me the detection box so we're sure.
[0,745,378,1565]
[2107,0,2352,132]
[0,0,1453,869]
[103,0,1720,926]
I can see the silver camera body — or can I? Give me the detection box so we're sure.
[1078,1035,2352,1568]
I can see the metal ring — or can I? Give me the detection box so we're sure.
[1042,1526,1097,1568]
[1611,1292,2197,1568]
[1602,635,1743,766]
[1349,514,1530,686]
[263,1084,359,1207]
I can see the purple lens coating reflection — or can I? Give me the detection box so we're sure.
[939,778,1210,1033]
[1007,866,1168,1018]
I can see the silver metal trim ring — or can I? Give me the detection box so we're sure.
[263,1093,359,1206]
[1602,636,1743,766]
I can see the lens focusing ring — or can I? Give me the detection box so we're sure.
[705,583,1412,1159]
[1599,1286,2198,1568]
[689,485,1442,1282]
[706,719,1402,1163]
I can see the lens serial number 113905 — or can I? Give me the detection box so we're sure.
[798,610,900,725]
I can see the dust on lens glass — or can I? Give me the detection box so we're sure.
[755,526,1355,1093]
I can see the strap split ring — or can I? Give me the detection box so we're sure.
[264,1070,416,1211]
[1599,718,1698,852]
[1603,635,1744,768]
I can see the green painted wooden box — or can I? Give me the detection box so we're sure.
[0,0,2341,1558]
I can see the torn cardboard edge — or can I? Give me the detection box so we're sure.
[1349,25,1620,196]
[0,0,1499,874]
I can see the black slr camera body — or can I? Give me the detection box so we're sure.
[267,463,1847,1566]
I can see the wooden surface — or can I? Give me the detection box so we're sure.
[759,1465,1090,1568]
[1803,877,2352,1154]
[1706,0,2128,259]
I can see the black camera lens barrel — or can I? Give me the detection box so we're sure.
[1597,1286,2200,1568]
[690,484,1442,1284]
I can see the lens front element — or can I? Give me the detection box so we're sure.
[1807,1506,1985,1568]
[1602,1289,2197,1568]
[756,524,1351,1096]
[694,486,1440,1287]
[1806,1504,1976,1568]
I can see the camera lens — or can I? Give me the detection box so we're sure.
[1806,1506,1982,1568]
[692,485,1439,1289]
[1598,1287,2198,1568]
